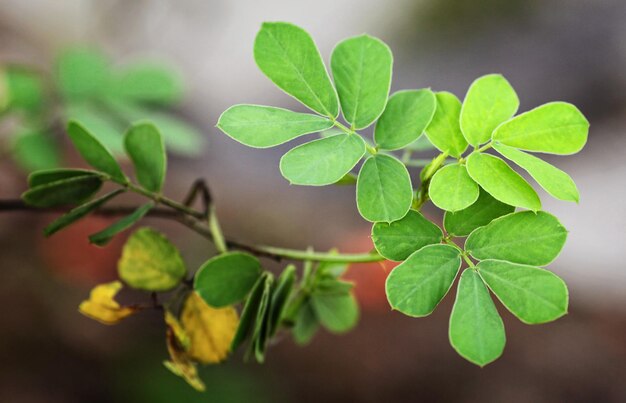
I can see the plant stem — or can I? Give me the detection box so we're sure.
[475,141,492,153]
[443,238,475,268]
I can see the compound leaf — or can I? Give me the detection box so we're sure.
[217,105,332,148]
[280,133,365,185]
[194,252,262,307]
[428,163,479,212]
[88,202,154,246]
[478,260,568,324]
[67,120,126,183]
[492,102,589,155]
[118,227,187,291]
[124,122,166,193]
[494,143,579,202]
[374,89,436,150]
[465,211,567,266]
[356,154,413,223]
[371,210,443,261]
[466,152,540,211]
[460,74,519,146]
[444,188,515,237]
[424,91,468,158]
[449,269,505,366]
[254,22,338,117]
[386,244,461,317]
[331,34,392,129]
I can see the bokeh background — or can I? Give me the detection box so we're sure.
[1,0,625,402]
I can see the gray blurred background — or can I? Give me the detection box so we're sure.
[0,0,625,402]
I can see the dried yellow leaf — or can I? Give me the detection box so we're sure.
[78,281,138,325]
[163,327,206,392]
[164,310,190,350]
[181,292,239,364]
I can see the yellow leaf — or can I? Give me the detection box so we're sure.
[78,281,139,325]
[163,327,206,392]
[164,310,190,351]
[181,292,239,364]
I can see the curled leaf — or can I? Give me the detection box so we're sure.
[78,281,139,325]
[163,326,205,392]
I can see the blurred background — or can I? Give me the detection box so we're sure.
[0,0,625,402]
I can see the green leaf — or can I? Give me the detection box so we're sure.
[280,133,365,186]
[465,211,567,266]
[217,105,332,148]
[67,120,127,183]
[444,188,515,237]
[89,202,154,246]
[12,130,60,172]
[194,252,262,307]
[428,164,479,212]
[310,292,359,333]
[374,90,436,150]
[124,122,166,192]
[118,227,187,291]
[460,74,519,146]
[6,67,44,111]
[292,300,319,345]
[65,102,125,155]
[493,143,579,202]
[22,174,103,208]
[333,172,358,185]
[330,34,392,129]
[371,210,443,261]
[356,154,413,223]
[45,189,125,236]
[231,273,268,352]
[28,168,97,187]
[56,48,110,99]
[254,22,338,117]
[478,260,568,324]
[267,265,296,337]
[449,269,505,366]
[492,102,589,155]
[112,62,182,104]
[248,273,273,363]
[466,152,540,211]
[313,278,353,295]
[386,244,461,317]
[424,91,468,158]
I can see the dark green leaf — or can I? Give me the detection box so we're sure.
[372,210,443,261]
[124,122,166,192]
[248,273,273,363]
[385,244,461,316]
[67,120,127,183]
[12,130,60,172]
[449,269,505,366]
[22,174,103,207]
[267,265,296,337]
[194,252,262,307]
[465,211,567,266]
[28,168,97,187]
[444,188,515,237]
[231,273,268,352]
[88,202,154,246]
[65,102,125,155]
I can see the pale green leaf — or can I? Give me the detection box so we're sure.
[494,143,579,202]
[254,22,338,117]
[386,244,461,317]
[460,74,519,146]
[428,164,479,212]
[279,133,365,185]
[449,269,505,366]
[492,102,589,155]
[112,62,182,104]
[194,252,262,307]
[444,188,515,237]
[124,122,166,192]
[331,34,392,129]
[371,210,443,261]
[424,91,468,158]
[356,154,413,223]
[217,104,332,148]
[478,260,568,324]
[310,292,359,333]
[67,120,127,183]
[89,202,154,246]
[465,211,567,266]
[5,68,44,111]
[12,130,60,172]
[56,48,110,99]
[374,90,436,150]
[118,227,187,291]
[466,152,540,211]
